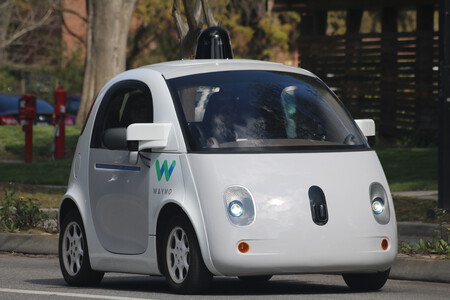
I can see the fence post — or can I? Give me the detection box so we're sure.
[18,94,36,163]
[53,86,67,159]
[439,0,450,209]
[379,7,398,143]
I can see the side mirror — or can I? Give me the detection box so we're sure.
[355,119,375,146]
[127,123,173,150]
[103,128,127,150]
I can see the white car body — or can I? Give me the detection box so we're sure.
[60,59,397,292]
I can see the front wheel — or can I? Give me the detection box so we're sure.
[59,210,104,286]
[342,268,390,291]
[162,214,212,294]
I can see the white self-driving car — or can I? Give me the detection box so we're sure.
[59,58,397,293]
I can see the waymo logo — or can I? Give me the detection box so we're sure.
[156,160,176,182]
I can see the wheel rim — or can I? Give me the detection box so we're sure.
[62,221,84,276]
[166,226,190,284]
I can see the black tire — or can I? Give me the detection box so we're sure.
[342,268,390,291]
[161,214,212,294]
[238,275,273,282]
[59,210,104,286]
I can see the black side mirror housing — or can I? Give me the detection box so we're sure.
[103,127,127,150]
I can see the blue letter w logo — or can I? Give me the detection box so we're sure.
[155,160,176,182]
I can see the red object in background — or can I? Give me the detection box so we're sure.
[54,86,67,159]
[0,114,19,125]
[18,94,36,163]
[64,114,75,126]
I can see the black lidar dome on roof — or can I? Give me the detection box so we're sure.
[195,27,234,59]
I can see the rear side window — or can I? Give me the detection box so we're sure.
[90,81,153,149]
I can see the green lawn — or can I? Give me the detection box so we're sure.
[0,126,80,185]
[0,182,65,208]
[375,147,438,192]
[393,195,449,223]
[0,125,80,161]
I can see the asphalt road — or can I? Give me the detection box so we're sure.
[0,253,448,300]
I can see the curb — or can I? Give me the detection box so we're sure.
[397,221,445,237]
[390,255,450,283]
[0,232,58,255]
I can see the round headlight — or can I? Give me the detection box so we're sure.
[229,200,244,217]
[371,197,385,215]
[224,186,255,226]
[369,183,390,224]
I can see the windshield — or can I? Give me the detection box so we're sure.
[168,70,368,152]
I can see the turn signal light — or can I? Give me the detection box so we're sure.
[238,242,250,253]
[381,239,389,250]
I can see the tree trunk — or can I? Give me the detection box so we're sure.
[77,0,136,125]
[173,0,218,59]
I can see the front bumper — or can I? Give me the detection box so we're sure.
[208,232,397,276]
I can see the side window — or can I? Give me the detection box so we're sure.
[91,81,153,149]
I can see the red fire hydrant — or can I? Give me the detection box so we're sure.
[18,94,36,163]
[53,86,67,159]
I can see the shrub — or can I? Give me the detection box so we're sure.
[0,184,47,232]
[400,208,450,259]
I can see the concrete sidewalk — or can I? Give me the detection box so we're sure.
[0,221,449,284]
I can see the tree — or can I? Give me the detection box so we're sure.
[172,0,218,59]
[221,0,300,60]
[77,0,137,125]
[127,0,178,68]
[170,0,299,61]
[0,0,69,95]
[0,0,57,64]
[0,0,61,71]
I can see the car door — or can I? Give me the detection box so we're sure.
[89,80,153,255]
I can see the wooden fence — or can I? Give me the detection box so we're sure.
[298,32,439,145]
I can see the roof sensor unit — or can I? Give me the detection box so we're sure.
[195,27,233,59]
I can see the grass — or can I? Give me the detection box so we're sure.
[0,180,68,209]
[0,182,65,209]
[0,159,73,185]
[393,195,449,223]
[0,126,80,185]
[0,125,81,161]
[0,125,78,208]
[375,147,438,192]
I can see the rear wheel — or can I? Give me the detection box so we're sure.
[162,214,212,294]
[59,210,104,286]
[238,275,272,282]
[342,268,390,291]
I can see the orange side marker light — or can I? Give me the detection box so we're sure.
[381,239,389,251]
[238,242,250,253]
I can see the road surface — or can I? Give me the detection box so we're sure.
[0,253,448,300]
